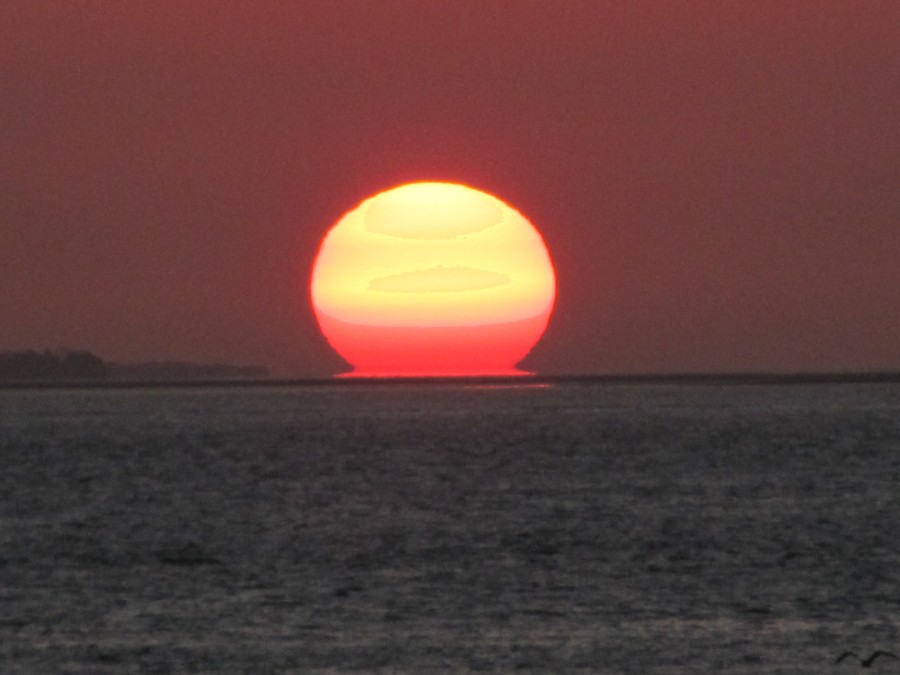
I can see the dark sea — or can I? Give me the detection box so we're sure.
[1,381,899,673]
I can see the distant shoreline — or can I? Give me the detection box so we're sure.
[3,371,900,390]
[0,349,268,387]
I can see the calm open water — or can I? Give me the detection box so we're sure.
[1,381,899,673]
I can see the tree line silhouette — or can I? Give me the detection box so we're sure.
[0,350,107,381]
[0,350,268,383]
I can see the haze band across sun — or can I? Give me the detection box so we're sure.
[310,182,556,377]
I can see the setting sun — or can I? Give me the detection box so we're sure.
[310,182,556,377]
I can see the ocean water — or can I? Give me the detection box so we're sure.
[1,381,899,673]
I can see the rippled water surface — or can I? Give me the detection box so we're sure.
[1,382,899,673]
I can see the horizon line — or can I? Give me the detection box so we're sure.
[3,370,900,390]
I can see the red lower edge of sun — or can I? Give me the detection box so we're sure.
[316,311,551,378]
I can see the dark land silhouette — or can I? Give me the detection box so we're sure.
[0,350,268,383]
[0,350,108,382]
[111,360,269,382]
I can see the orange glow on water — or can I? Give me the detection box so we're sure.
[310,182,556,377]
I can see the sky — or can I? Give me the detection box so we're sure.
[2,1,899,377]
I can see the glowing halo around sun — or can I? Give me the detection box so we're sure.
[310,181,556,377]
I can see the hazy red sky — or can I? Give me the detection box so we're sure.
[2,1,899,376]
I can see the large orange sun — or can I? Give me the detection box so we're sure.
[310,181,556,377]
